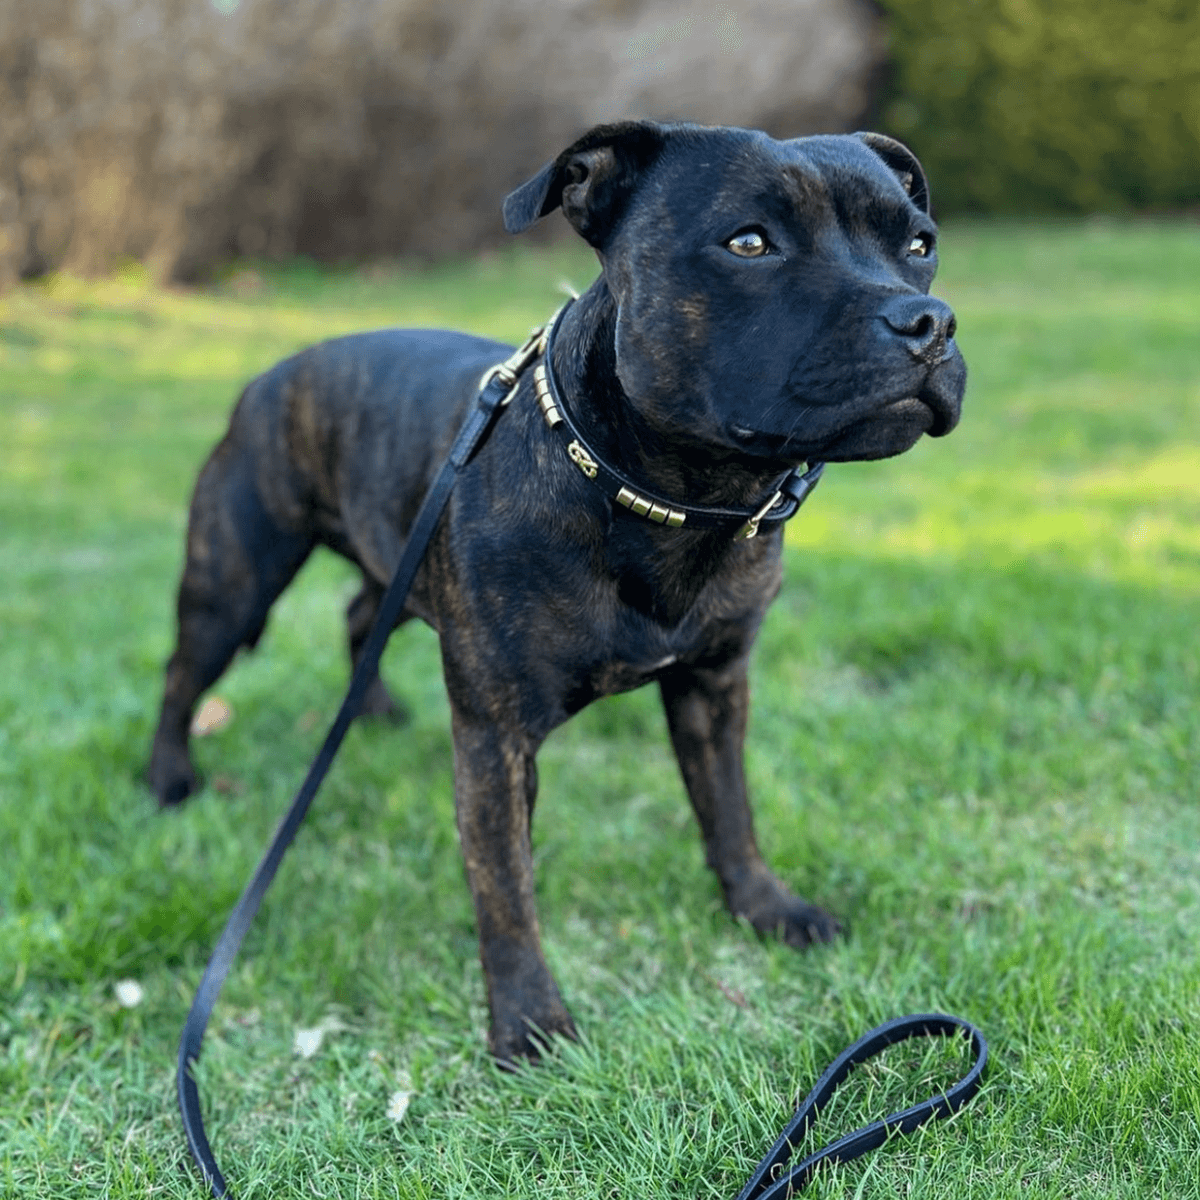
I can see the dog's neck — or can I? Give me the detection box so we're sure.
[549,280,798,514]
[541,279,794,626]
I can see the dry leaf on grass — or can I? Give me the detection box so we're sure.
[292,1013,353,1059]
[191,696,232,736]
[293,1027,324,1059]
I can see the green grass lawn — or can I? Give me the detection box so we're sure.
[1,221,1198,1198]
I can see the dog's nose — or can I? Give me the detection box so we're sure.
[880,294,957,364]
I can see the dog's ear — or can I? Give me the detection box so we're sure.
[855,133,931,214]
[503,121,669,247]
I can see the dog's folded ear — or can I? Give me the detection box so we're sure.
[503,121,669,247]
[855,133,931,214]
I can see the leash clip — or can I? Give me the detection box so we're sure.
[735,489,784,540]
[478,306,563,404]
[736,462,826,540]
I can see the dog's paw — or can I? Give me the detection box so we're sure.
[489,1001,578,1068]
[771,900,845,949]
[728,868,845,949]
[148,758,200,808]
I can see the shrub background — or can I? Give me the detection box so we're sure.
[0,0,881,287]
[875,0,1200,215]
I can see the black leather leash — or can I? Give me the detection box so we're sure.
[176,317,544,1198]
[175,305,986,1197]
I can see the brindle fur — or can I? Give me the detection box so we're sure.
[149,122,965,1063]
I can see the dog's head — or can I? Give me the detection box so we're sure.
[504,121,964,464]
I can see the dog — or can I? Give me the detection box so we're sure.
[148,121,965,1063]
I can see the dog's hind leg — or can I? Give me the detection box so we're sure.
[148,444,314,806]
[345,577,409,721]
[658,659,844,948]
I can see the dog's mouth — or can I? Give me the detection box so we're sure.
[822,357,965,459]
[722,342,966,464]
[729,388,960,463]
[816,388,960,461]
[889,392,955,438]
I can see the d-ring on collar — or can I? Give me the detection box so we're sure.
[532,301,825,540]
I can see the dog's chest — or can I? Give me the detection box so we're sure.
[561,638,685,716]
[557,582,763,715]
[581,649,679,699]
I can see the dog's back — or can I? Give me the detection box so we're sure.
[225,329,512,558]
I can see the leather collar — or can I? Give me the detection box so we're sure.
[533,301,825,539]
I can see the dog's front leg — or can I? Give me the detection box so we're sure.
[448,704,577,1063]
[658,660,843,948]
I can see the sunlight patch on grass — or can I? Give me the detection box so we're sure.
[790,462,1200,594]
[1071,444,1200,505]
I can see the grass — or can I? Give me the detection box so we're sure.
[1,219,1198,1198]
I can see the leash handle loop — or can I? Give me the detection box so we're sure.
[735,1013,987,1200]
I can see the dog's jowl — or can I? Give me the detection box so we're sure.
[149,122,965,1063]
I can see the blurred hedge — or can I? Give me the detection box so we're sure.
[0,0,881,287]
[875,0,1200,214]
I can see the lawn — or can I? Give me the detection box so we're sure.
[1,220,1197,1198]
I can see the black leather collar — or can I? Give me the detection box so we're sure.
[534,302,825,540]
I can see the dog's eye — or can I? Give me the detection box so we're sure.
[908,233,934,258]
[726,229,770,258]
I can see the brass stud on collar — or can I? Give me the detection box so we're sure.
[534,364,563,428]
[614,486,686,527]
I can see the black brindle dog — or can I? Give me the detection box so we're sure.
[149,122,965,1063]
